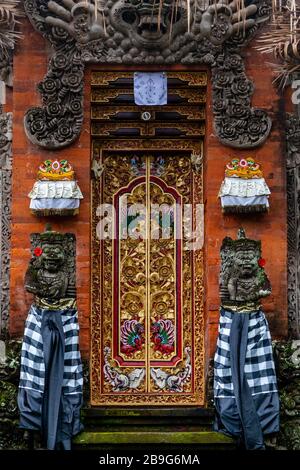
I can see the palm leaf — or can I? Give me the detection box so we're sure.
[0,0,23,58]
[0,1,23,23]
[255,1,300,88]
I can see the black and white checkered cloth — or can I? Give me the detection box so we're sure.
[19,304,83,395]
[214,309,278,398]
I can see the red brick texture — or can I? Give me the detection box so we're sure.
[9,20,91,355]
[9,19,288,361]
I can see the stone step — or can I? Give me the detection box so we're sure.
[81,407,215,426]
[73,430,234,448]
[74,407,234,449]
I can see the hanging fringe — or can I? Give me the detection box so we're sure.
[31,209,80,217]
[222,205,269,214]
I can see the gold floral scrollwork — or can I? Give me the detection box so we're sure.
[91,71,206,406]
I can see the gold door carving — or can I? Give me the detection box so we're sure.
[91,72,206,406]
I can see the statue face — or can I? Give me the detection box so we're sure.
[235,248,258,278]
[40,243,65,272]
[110,0,188,50]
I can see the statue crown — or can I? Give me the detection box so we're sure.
[221,228,261,254]
[39,225,66,246]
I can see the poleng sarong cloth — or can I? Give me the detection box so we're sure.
[213,308,279,449]
[17,303,83,450]
[134,72,167,106]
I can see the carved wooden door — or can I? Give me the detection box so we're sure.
[91,71,206,406]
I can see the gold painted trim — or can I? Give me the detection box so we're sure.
[91,71,207,87]
[146,158,150,392]
[91,105,205,121]
[221,302,261,313]
[91,121,206,137]
[90,71,207,406]
[91,88,207,104]
[34,297,77,310]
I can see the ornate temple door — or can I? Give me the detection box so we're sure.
[91,71,207,406]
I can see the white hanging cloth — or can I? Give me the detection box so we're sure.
[29,180,83,200]
[134,72,167,106]
[219,177,271,198]
[30,199,80,210]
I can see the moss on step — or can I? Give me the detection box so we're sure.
[74,431,233,446]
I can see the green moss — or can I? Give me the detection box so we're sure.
[0,380,18,415]
[74,431,233,445]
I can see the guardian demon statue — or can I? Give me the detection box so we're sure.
[214,228,279,450]
[18,226,83,450]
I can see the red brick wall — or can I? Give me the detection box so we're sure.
[9,20,91,355]
[205,43,288,356]
[9,19,288,362]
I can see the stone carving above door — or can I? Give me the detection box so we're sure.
[24,0,272,150]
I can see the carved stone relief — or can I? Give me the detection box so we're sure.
[0,54,13,89]
[0,112,12,337]
[0,112,12,170]
[0,2,22,337]
[24,0,272,150]
[0,1,22,87]
[27,227,77,301]
[220,227,271,306]
[286,113,300,339]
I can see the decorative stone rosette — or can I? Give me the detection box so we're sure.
[218,157,271,213]
[28,159,83,216]
[23,0,272,150]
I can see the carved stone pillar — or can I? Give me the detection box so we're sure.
[0,111,12,338]
[286,113,300,339]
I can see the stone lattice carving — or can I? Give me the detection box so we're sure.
[0,112,12,337]
[220,227,271,306]
[286,113,300,339]
[25,227,76,300]
[24,0,272,150]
